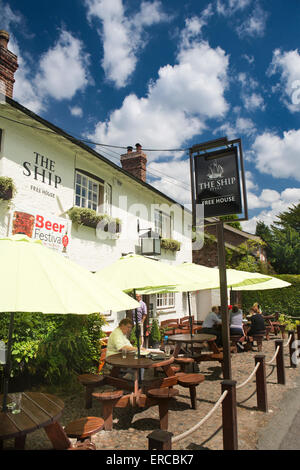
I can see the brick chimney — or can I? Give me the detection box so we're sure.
[120,143,147,182]
[0,30,18,98]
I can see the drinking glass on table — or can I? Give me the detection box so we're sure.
[11,393,22,414]
[122,348,127,359]
[165,345,171,357]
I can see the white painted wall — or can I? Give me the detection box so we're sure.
[0,106,193,331]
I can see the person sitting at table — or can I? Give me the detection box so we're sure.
[245,307,266,349]
[252,302,262,314]
[200,306,222,347]
[230,305,245,351]
[106,318,146,380]
[106,318,137,358]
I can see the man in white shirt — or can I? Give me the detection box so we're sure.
[201,306,223,347]
[106,318,137,358]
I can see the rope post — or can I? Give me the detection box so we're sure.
[288,331,297,368]
[147,430,173,450]
[275,339,285,385]
[255,355,268,412]
[221,380,238,450]
[297,325,300,342]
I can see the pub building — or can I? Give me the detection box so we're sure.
[0,30,197,330]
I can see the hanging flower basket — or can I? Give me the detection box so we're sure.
[0,177,16,201]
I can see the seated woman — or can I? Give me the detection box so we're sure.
[246,307,266,349]
[230,305,245,351]
[200,306,222,347]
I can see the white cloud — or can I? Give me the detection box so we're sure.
[252,129,300,181]
[13,30,90,113]
[237,3,268,38]
[35,31,90,100]
[87,23,229,157]
[148,159,191,205]
[242,187,300,233]
[268,48,300,112]
[215,116,256,140]
[70,106,83,117]
[1,0,23,30]
[85,0,169,88]
[217,0,252,16]
[243,92,265,111]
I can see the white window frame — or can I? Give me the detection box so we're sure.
[156,292,175,310]
[154,209,173,239]
[75,170,111,214]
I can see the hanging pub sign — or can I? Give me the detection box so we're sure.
[194,146,242,218]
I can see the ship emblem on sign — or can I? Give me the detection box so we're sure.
[62,235,69,247]
[207,162,224,179]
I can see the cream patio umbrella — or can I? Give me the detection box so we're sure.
[95,254,208,355]
[231,276,291,291]
[177,263,272,289]
[0,235,139,411]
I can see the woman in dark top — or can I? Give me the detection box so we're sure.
[247,308,266,336]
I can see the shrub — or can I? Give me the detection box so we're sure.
[241,274,300,317]
[0,312,106,387]
[150,319,161,344]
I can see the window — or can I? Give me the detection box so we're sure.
[155,210,173,238]
[75,170,109,213]
[156,292,175,309]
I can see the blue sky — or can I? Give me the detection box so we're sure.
[2,0,300,233]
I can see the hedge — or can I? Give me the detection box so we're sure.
[241,274,300,317]
[0,312,107,388]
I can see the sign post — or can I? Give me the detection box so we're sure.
[189,137,248,380]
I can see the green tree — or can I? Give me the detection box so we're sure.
[268,227,300,274]
[272,203,300,232]
[220,214,242,230]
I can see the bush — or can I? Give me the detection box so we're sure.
[0,312,106,387]
[241,275,300,317]
[150,319,161,344]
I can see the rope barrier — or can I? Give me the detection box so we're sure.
[284,334,293,348]
[236,363,260,390]
[266,345,280,366]
[172,390,228,444]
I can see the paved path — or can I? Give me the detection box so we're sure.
[257,367,300,450]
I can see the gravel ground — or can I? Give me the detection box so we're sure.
[3,335,300,451]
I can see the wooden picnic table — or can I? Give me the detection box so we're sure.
[0,392,71,450]
[168,333,217,357]
[105,353,176,402]
[94,353,178,430]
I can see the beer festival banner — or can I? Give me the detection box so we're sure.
[9,208,72,253]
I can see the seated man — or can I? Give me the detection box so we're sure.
[200,306,222,347]
[106,318,136,358]
[246,307,266,349]
[106,318,146,380]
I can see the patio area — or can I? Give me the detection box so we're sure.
[2,335,299,451]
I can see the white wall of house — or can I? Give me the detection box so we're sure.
[0,106,193,331]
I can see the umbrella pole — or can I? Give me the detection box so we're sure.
[187,292,195,371]
[133,289,140,359]
[2,312,15,412]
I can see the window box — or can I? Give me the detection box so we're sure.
[68,207,121,233]
[0,177,16,201]
[161,238,181,252]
